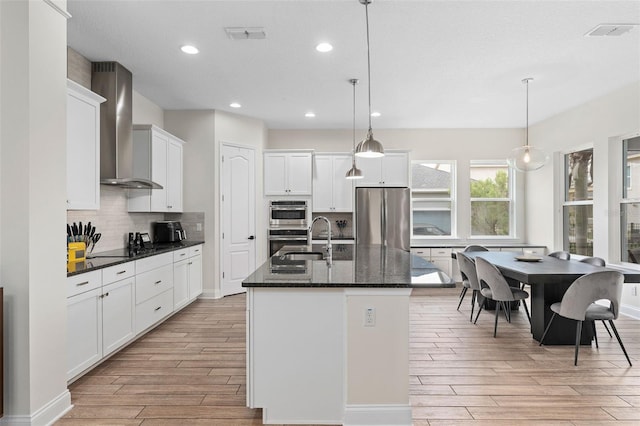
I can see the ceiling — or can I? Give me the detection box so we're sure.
[67,0,640,130]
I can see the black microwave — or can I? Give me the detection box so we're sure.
[154,221,186,243]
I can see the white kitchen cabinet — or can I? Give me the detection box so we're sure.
[313,154,353,212]
[355,151,409,187]
[67,262,136,380]
[173,244,203,308]
[135,253,174,334]
[66,79,105,210]
[264,151,313,196]
[128,125,184,212]
[188,250,203,300]
[102,277,136,356]
[411,248,452,276]
[67,287,102,380]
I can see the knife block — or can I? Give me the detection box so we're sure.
[68,242,86,263]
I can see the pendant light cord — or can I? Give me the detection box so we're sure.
[525,78,529,147]
[365,1,372,131]
[352,79,357,155]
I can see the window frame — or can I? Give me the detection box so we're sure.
[410,160,457,239]
[562,147,594,255]
[620,136,640,264]
[469,160,515,238]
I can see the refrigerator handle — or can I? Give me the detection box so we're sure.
[381,189,386,246]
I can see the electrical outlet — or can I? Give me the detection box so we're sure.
[364,307,376,327]
[196,223,202,231]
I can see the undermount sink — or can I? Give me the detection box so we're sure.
[280,251,325,261]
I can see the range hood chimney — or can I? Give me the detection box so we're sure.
[91,62,162,189]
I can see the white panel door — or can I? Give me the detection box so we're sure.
[222,144,256,296]
[188,254,203,300]
[173,259,190,310]
[382,152,409,186]
[67,287,102,380]
[355,156,382,186]
[167,138,183,212]
[264,153,287,195]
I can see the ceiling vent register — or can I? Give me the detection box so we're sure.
[585,24,637,37]
[225,27,267,40]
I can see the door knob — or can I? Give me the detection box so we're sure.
[248,235,255,240]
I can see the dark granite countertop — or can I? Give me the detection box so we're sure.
[67,241,205,277]
[242,244,454,288]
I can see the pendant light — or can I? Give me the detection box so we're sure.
[354,0,384,158]
[507,78,548,172]
[346,78,364,179]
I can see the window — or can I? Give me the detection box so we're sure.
[411,161,455,237]
[470,161,513,237]
[621,136,640,263]
[563,148,593,255]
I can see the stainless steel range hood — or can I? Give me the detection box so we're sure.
[91,62,162,189]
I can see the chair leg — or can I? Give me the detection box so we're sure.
[591,320,599,348]
[574,320,582,366]
[469,290,476,322]
[609,320,632,367]
[457,286,468,311]
[539,312,556,346]
[494,301,501,338]
[521,298,531,324]
[474,299,484,324]
[601,320,613,337]
[503,302,510,323]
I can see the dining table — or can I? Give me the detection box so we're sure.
[452,251,640,345]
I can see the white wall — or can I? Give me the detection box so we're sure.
[1,0,71,423]
[164,109,267,298]
[527,81,640,311]
[133,90,164,128]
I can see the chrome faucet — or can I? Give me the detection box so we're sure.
[310,216,332,265]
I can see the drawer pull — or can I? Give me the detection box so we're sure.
[180,253,186,257]
[76,281,89,286]
[194,249,200,253]
[155,280,162,285]
[116,270,126,275]
[154,306,162,311]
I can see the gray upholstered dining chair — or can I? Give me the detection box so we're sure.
[539,270,631,366]
[456,252,482,321]
[548,250,571,260]
[474,256,531,337]
[456,245,489,312]
[579,256,613,338]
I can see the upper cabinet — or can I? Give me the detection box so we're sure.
[128,125,184,212]
[264,151,313,196]
[66,80,106,210]
[313,154,353,212]
[355,151,409,187]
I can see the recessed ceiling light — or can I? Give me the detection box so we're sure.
[315,42,333,53]
[305,112,316,118]
[230,102,242,108]
[371,112,381,117]
[181,45,199,54]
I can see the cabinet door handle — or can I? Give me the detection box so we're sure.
[188,262,193,265]
[155,280,162,284]
[154,306,162,311]
[117,270,126,275]
[248,235,255,240]
[76,281,89,286]
[104,292,109,297]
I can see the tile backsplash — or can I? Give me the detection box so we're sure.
[68,186,204,252]
[311,212,353,239]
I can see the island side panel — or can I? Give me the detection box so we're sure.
[344,288,412,425]
[247,287,344,424]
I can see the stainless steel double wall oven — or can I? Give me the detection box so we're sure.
[267,200,310,256]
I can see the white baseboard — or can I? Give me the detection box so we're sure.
[343,404,412,426]
[199,289,221,299]
[1,390,72,426]
[620,303,640,320]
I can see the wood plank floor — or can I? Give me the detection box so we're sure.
[58,286,640,425]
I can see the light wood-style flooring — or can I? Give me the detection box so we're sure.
[58,286,640,425]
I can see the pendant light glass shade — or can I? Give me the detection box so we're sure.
[354,0,384,158]
[346,78,364,179]
[507,78,548,172]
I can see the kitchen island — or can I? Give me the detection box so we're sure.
[242,245,453,426]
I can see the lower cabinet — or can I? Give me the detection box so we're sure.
[173,245,203,309]
[411,248,452,276]
[67,245,204,382]
[67,264,135,381]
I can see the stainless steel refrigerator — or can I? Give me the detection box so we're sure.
[355,187,411,251]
